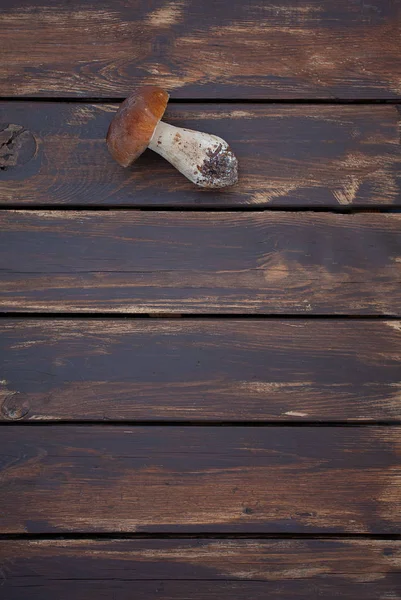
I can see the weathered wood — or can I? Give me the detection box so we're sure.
[1,319,401,422]
[0,211,400,314]
[2,580,401,600]
[1,426,400,533]
[1,103,400,207]
[1,0,400,99]
[1,538,400,600]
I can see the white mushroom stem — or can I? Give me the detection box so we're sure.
[148,121,238,188]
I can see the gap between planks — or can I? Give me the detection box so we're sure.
[1,207,401,213]
[1,532,401,541]
[1,421,401,427]
[1,313,401,320]
[1,97,401,105]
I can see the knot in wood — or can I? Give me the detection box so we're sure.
[0,124,37,170]
[1,392,30,420]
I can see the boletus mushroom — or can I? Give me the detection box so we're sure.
[106,86,238,188]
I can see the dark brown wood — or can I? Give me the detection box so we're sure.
[1,103,401,207]
[1,211,400,314]
[1,426,400,533]
[1,0,400,99]
[0,124,37,170]
[2,3,400,598]
[2,580,401,600]
[1,538,400,600]
[1,319,401,422]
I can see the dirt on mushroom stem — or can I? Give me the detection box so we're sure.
[197,143,238,188]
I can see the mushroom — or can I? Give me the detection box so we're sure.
[106,86,238,188]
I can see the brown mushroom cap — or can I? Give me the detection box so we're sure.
[106,86,169,167]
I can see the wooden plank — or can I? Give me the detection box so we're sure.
[1,319,401,422]
[2,580,401,600]
[1,0,400,99]
[0,426,400,533]
[1,538,400,600]
[0,211,400,314]
[1,103,401,207]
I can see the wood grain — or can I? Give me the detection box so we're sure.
[1,538,400,600]
[1,103,401,207]
[1,0,400,99]
[1,211,400,314]
[1,319,401,422]
[1,580,401,600]
[1,426,400,533]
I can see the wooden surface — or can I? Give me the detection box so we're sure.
[1,538,401,600]
[1,1,400,598]
[3,579,401,600]
[1,211,400,314]
[1,0,400,99]
[1,425,400,534]
[1,319,401,422]
[2,103,401,207]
